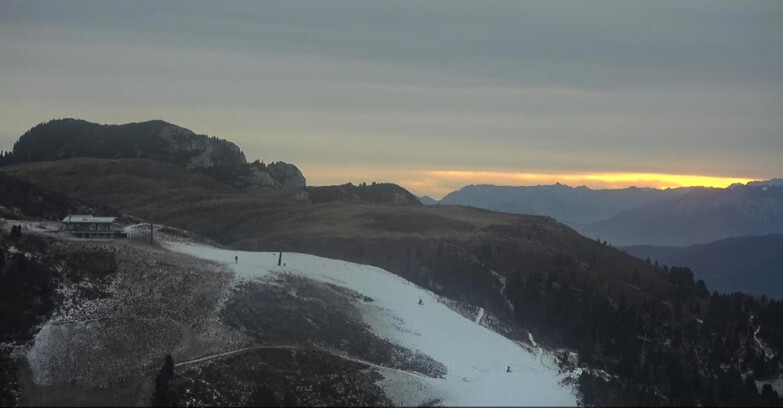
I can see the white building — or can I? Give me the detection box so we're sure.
[62,215,118,238]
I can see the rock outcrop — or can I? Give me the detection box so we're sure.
[3,119,306,191]
[266,161,307,188]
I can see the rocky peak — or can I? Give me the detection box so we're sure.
[3,119,306,191]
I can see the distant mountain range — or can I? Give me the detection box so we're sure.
[435,183,690,226]
[418,196,438,206]
[583,184,783,246]
[426,180,783,246]
[625,234,783,299]
[748,178,783,187]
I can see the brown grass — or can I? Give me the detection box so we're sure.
[2,158,677,330]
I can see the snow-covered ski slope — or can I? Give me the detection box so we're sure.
[167,242,577,406]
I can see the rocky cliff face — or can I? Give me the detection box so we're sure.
[4,119,306,191]
[154,122,247,170]
[227,160,306,191]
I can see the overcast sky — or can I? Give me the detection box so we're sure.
[1,0,781,198]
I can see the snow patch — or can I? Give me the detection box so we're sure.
[166,242,577,406]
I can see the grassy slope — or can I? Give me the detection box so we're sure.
[0,172,117,220]
[1,159,675,332]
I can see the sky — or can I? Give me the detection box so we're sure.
[1,1,781,199]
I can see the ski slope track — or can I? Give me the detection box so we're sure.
[167,242,577,406]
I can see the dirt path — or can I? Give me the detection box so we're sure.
[174,344,436,380]
[174,346,264,368]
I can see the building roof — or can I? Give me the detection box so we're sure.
[62,215,116,223]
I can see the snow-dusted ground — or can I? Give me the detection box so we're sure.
[166,242,577,406]
[22,240,244,391]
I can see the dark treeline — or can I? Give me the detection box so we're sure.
[344,233,783,406]
[0,233,117,406]
[0,235,58,405]
[0,150,17,167]
[505,252,783,406]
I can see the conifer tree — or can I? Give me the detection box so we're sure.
[152,354,175,407]
[248,386,279,407]
[282,390,297,407]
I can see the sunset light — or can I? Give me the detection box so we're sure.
[428,170,754,190]
[406,170,757,199]
[305,166,759,200]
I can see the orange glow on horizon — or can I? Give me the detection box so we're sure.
[303,166,760,200]
[428,170,754,189]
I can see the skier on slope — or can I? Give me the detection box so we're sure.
[506,365,512,373]
[418,298,423,305]
[235,255,238,264]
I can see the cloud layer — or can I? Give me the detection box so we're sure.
[1,1,781,196]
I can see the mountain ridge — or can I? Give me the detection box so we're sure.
[427,180,783,246]
[437,183,691,226]
[584,184,783,246]
[624,233,783,298]
[0,118,306,191]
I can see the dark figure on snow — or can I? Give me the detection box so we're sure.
[235,255,238,264]
[506,365,511,373]
[419,298,423,305]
